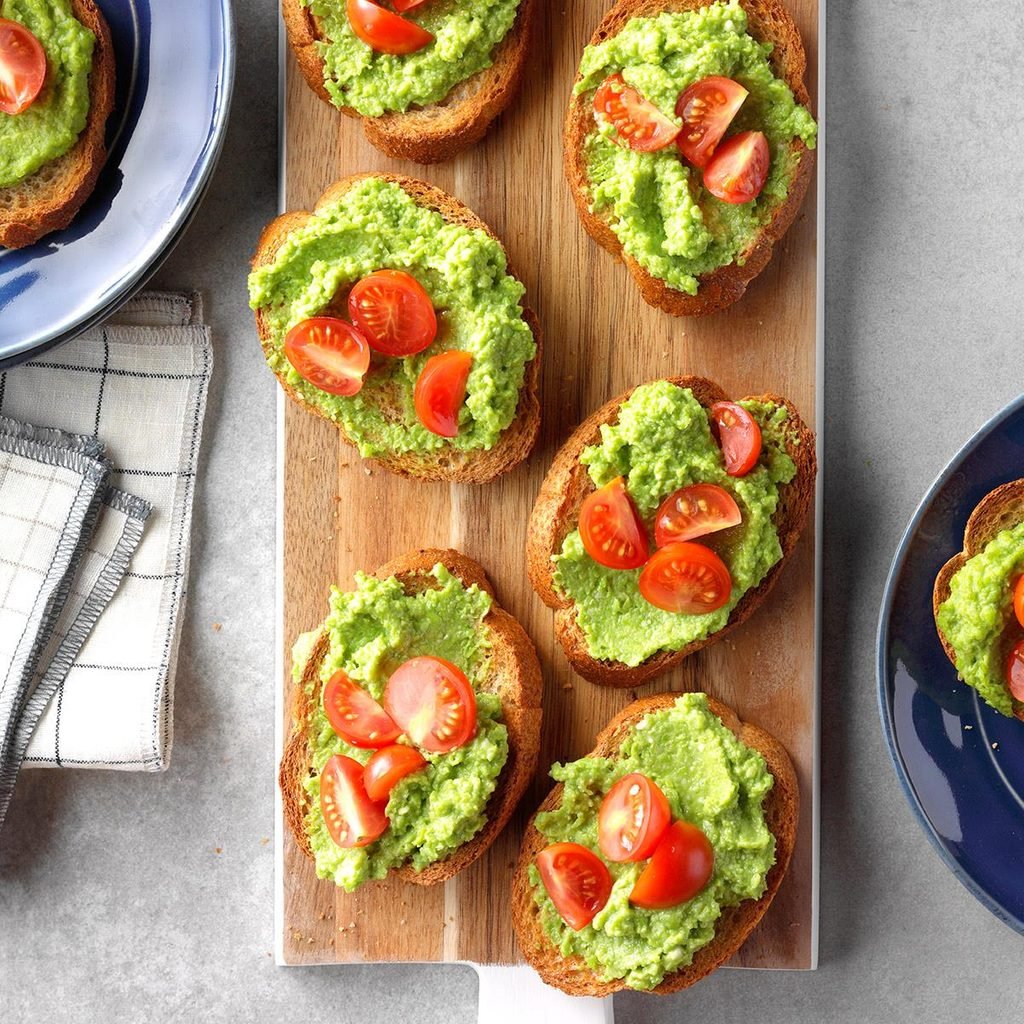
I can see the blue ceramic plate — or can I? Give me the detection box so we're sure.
[0,0,234,368]
[878,395,1024,934]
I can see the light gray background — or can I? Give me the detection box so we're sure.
[2,1,1023,1021]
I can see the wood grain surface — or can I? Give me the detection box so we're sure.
[278,0,820,970]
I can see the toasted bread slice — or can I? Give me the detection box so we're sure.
[282,0,535,164]
[280,548,544,886]
[564,0,815,317]
[527,375,815,687]
[932,479,1024,722]
[511,692,798,995]
[0,0,115,249]
[251,173,541,483]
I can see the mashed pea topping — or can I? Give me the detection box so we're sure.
[574,0,817,295]
[300,565,509,891]
[304,0,521,117]
[552,382,797,666]
[531,693,776,990]
[247,177,536,458]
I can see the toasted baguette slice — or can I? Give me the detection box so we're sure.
[0,0,115,249]
[282,0,535,164]
[564,0,815,317]
[511,692,798,995]
[932,479,1024,722]
[528,375,815,687]
[280,548,544,886]
[251,173,541,483]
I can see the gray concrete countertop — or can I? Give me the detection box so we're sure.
[2,1,1023,1021]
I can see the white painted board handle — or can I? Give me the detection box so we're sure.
[475,965,614,1024]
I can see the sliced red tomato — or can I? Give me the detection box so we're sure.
[654,484,742,547]
[598,773,671,863]
[629,820,714,909]
[0,18,46,115]
[1007,640,1024,703]
[593,73,680,153]
[384,656,477,753]
[348,270,437,357]
[639,542,732,615]
[703,129,770,204]
[676,76,748,168]
[391,0,431,10]
[709,401,762,477]
[363,744,428,801]
[579,476,649,570]
[320,754,389,849]
[1014,574,1024,630]
[536,843,612,931]
[323,670,402,749]
[346,0,433,55]
[284,317,370,397]
[414,350,472,438]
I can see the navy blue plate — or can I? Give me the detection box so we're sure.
[878,395,1024,934]
[0,0,234,368]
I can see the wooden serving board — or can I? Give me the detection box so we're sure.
[276,0,822,970]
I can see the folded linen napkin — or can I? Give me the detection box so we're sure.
[0,292,212,818]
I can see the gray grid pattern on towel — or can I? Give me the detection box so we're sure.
[0,293,212,771]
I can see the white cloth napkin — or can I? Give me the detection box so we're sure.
[0,292,212,817]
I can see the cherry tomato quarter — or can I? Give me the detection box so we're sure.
[323,670,402,749]
[676,76,748,168]
[363,744,428,801]
[709,401,763,477]
[320,754,389,849]
[593,73,680,153]
[598,773,672,863]
[579,476,650,570]
[414,350,472,438]
[654,484,742,547]
[346,0,433,55]
[629,820,715,910]
[703,130,770,204]
[536,843,613,931]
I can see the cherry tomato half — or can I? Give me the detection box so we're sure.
[1013,574,1024,630]
[363,744,428,801]
[536,843,613,931]
[579,476,649,570]
[654,483,742,547]
[703,130,770,204]
[709,401,763,477]
[598,773,672,863]
[1007,640,1024,703]
[629,820,714,910]
[639,542,732,615]
[384,656,477,753]
[346,0,433,55]
[348,269,438,357]
[676,76,748,168]
[323,670,402,749]
[0,18,46,115]
[593,73,680,153]
[414,350,472,438]
[320,754,389,849]
[284,317,371,397]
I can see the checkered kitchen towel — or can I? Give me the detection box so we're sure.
[0,292,211,825]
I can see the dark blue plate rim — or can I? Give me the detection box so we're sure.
[876,392,1024,935]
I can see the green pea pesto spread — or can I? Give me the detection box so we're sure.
[936,522,1024,718]
[303,0,521,117]
[298,564,509,891]
[247,177,536,458]
[552,382,797,667]
[573,0,817,296]
[530,693,775,990]
[0,0,95,189]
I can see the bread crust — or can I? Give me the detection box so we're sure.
[564,0,815,317]
[932,479,1024,721]
[281,0,535,164]
[511,692,799,995]
[527,375,816,687]
[0,0,115,249]
[251,172,541,483]
[279,548,544,887]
